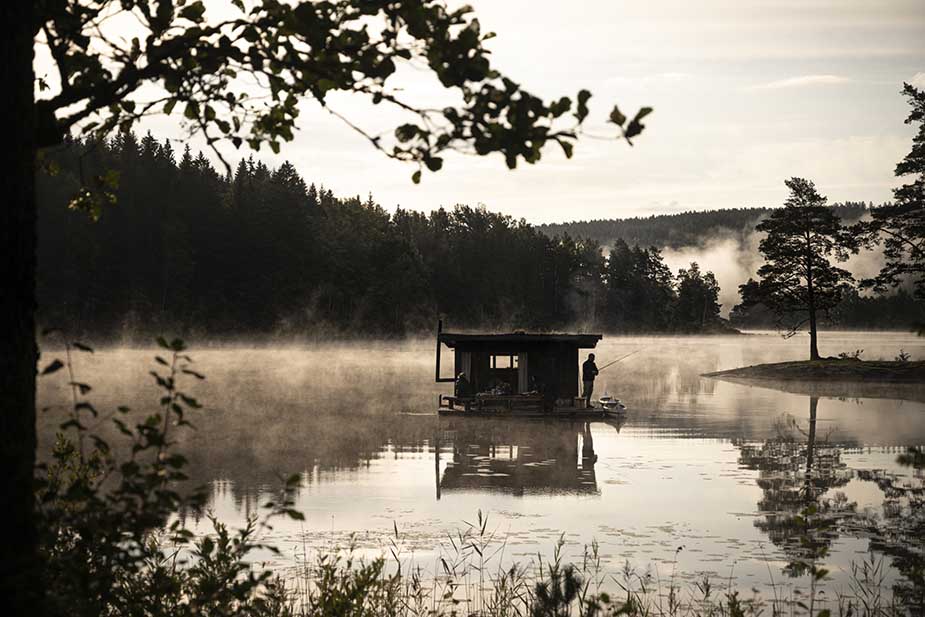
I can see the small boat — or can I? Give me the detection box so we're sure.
[598,394,626,414]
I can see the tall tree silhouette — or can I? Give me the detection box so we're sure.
[740,178,856,360]
[5,2,652,611]
[1,3,39,613]
[862,83,925,301]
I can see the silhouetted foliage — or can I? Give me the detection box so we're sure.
[859,83,925,302]
[37,337,305,617]
[37,0,650,191]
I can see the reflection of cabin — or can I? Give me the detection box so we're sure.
[436,419,599,497]
[435,322,603,416]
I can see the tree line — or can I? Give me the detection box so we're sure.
[38,132,746,339]
[40,131,925,341]
[537,203,871,250]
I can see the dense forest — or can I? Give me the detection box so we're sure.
[37,133,921,339]
[538,204,871,249]
[730,288,925,331]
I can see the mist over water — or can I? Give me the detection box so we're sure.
[37,332,925,595]
[661,234,763,316]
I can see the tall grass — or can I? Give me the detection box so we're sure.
[266,514,909,617]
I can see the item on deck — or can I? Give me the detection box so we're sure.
[598,394,626,413]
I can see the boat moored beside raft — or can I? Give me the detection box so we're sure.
[434,322,623,417]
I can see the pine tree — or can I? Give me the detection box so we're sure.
[741,178,856,360]
[675,262,721,331]
[864,83,925,300]
[604,241,676,331]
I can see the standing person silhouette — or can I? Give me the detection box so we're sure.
[582,353,599,407]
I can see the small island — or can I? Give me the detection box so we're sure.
[704,359,925,383]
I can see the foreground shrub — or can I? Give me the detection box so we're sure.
[37,337,300,617]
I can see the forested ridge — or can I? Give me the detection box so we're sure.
[38,133,923,339]
[538,203,872,249]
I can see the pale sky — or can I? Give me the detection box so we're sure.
[49,1,925,224]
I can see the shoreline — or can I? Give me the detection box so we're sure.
[704,359,925,384]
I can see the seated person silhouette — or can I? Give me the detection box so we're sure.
[455,372,473,398]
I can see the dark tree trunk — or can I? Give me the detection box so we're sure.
[808,308,820,361]
[0,1,41,614]
[806,251,820,361]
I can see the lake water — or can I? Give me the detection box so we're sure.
[37,332,925,604]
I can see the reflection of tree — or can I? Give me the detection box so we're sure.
[853,447,925,611]
[737,397,855,578]
[739,395,925,608]
[437,419,607,497]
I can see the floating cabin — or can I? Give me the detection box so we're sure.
[435,322,606,417]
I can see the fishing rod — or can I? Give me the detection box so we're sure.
[597,349,640,372]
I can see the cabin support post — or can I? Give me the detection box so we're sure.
[434,319,456,383]
[435,319,442,383]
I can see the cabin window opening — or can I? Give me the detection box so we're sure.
[486,354,519,394]
[491,355,517,369]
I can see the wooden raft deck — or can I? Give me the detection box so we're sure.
[437,394,623,419]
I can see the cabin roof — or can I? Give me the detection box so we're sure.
[438,332,602,349]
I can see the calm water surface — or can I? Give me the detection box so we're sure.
[38,332,925,598]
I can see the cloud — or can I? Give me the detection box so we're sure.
[752,74,853,90]
[910,72,925,89]
[602,72,694,88]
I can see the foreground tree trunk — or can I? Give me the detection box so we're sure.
[0,1,41,614]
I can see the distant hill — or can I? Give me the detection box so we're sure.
[538,202,872,249]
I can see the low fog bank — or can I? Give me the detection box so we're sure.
[36,316,923,358]
[35,333,925,487]
[660,220,890,317]
[661,233,763,316]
